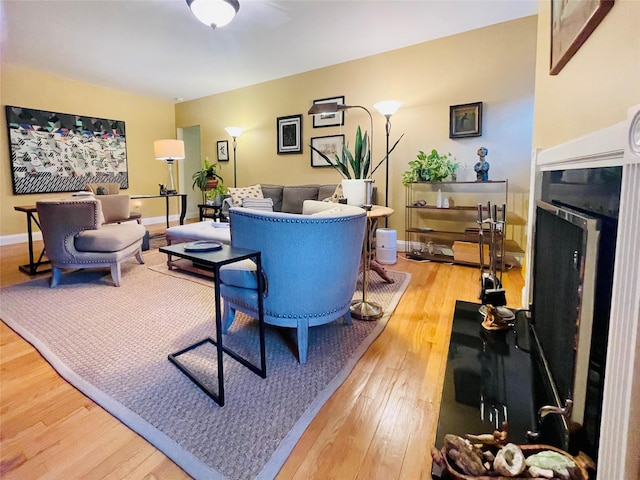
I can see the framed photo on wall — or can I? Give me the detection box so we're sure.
[310,134,344,167]
[217,140,229,161]
[277,114,302,154]
[550,0,614,75]
[312,96,345,128]
[449,102,483,139]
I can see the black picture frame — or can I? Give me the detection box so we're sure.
[277,114,302,155]
[449,102,483,139]
[217,140,229,161]
[5,105,128,194]
[550,0,614,75]
[310,134,344,168]
[312,96,345,128]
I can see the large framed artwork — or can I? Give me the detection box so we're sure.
[5,106,128,194]
[310,134,344,167]
[449,102,483,139]
[276,114,302,155]
[550,0,614,75]
[312,96,345,128]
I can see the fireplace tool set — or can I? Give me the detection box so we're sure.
[477,202,509,327]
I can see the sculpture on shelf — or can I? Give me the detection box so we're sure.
[474,147,490,181]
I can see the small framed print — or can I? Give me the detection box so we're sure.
[217,140,229,161]
[312,96,345,128]
[449,102,483,139]
[277,114,302,155]
[310,134,344,167]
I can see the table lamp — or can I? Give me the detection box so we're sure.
[154,139,185,194]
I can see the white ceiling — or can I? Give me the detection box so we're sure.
[1,0,538,103]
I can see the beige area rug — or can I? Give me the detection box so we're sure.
[0,252,410,480]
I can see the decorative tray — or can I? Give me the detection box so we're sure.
[183,241,223,252]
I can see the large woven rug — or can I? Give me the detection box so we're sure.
[0,252,410,480]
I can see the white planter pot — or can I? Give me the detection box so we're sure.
[341,179,366,206]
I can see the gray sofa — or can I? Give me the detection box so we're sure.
[222,183,339,216]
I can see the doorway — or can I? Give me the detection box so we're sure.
[178,126,201,220]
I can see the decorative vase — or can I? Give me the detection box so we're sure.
[341,179,366,206]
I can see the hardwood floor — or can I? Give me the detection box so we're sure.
[0,225,524,479]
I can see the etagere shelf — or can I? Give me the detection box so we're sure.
[405,180,522,266]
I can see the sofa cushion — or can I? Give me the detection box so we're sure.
[319,184,340,202]
[242,197,274,212]
[228,184,263,207]
[281,185,320,214]
[75,223,145,252]
[259,184,284,212]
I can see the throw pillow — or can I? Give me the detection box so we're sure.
[322,183,343,203]
[242,197,274,212]
[228,184,263,207]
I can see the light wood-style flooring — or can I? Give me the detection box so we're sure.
[0,222,524,479]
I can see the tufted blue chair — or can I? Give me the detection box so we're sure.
[219,200,366,364]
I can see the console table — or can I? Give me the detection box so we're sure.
[130,193,187,228]
[14,193,187,275]
[159,243,266,406]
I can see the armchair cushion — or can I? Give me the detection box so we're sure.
[219,259,258,289]
[75,223,147,252]
[97,194,132,224]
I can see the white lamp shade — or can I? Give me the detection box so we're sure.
[225,126,243,138]
[187,0,239,29]
[373,100,403,117]
[154,139,185,160]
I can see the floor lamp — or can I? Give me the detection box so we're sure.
[373,100,402,227]
[307,102,382,321]
[154,139,185,194]
[225,127,243,187]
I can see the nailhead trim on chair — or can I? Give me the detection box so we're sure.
[237,211,357,225]
[232,299,351,320]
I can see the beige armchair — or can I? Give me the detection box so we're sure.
[36,198,147,287]
[85,183,142,224]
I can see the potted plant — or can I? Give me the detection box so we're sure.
[205,183,228,206]
[402,149,460,186]
[192,157,223,203]
[309,126,370,205]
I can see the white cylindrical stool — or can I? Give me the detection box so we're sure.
[376,228,397,265]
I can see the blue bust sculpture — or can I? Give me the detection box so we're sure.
[474,147,489,181]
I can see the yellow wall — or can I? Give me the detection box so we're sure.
[533,0,640,147]
[176,16,538,245]
[0,64,177,237]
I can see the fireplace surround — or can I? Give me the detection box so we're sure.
[523,104,640,479]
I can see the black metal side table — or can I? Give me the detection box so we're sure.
[159,243,266,406]
[198,204,223,222]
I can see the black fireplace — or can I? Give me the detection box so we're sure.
[531,166,622,461]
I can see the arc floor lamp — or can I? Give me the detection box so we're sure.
[307,102,382,321]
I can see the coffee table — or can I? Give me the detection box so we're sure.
[159,243,266,406]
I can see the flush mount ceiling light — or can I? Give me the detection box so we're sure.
[186,0,240,29]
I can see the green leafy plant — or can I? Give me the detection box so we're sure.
[402,149,459,185]
[310,126,371,179]
[205,183,228,205]
[191,157,223,191]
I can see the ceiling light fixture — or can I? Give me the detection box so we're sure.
[186,0,240,29]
